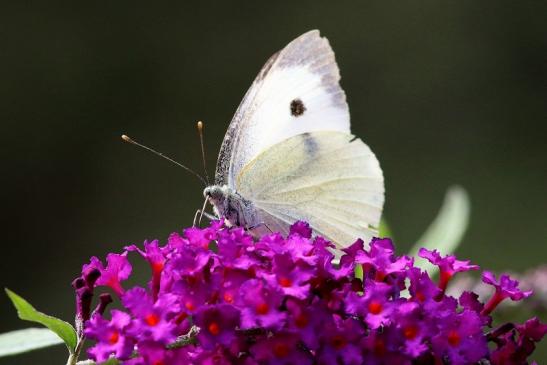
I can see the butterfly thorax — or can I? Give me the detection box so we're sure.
[203,185,260,229]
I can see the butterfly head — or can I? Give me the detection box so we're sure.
[203,185,231,205]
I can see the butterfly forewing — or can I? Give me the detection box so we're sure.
[215,30,350,187]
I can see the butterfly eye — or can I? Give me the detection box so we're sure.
[290,98,306,117]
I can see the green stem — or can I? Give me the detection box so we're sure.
[66,337,85,365]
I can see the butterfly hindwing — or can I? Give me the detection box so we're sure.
[236,132,384,248]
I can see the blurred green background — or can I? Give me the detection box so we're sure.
[1,1,546,363]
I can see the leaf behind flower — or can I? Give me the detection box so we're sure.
[409,186,471,273]
[0,328,64,357]
[5,288,77,353]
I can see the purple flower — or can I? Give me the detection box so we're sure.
[84,310,135,362]
[216,227,258,270]
[345,280,394,329]
[263,253,313,299]
[407,267,441,305]
[217,268,253,306]
[317,315,364,365]
[487,318,547,365]
[166,231,187,251]
[77,220,545,365]
[168,274,211,316]
[126,240,166,300]
[289,220,312,238]
[285,298,328,350]
[122,287,180,344]
[83,253,132,296]
[127,341,192,365]
[418,248,478,292]
[183,220,222,249]
[391,302,429,358]
[518,317,547,342]
[481,271,533,315]
[256,224,316,267]
[191,346,236,365]
[194,304,240,350]
[312,236,354,281]
[167,245,212,278]
[249,332,313,365]
[430,310,488,365]
[357,238,413,281]
[360,330,410,364]
[236,278,286,330]
[283,233,317,266]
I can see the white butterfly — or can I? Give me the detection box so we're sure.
[204,30,384,249]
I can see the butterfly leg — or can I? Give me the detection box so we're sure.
[247,222,273,234]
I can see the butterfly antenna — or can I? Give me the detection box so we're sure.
[121,134,207,186]
[198,196,208,226]
[196,121,211,185]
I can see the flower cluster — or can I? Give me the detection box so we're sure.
[74,221,546,364]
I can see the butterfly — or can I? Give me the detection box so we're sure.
[203,30,385,250]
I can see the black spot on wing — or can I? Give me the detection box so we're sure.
[290,98,306,117]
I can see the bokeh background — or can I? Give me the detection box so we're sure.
[1,1,546,363]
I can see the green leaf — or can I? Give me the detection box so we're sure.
[378,219,392,238]
[5,289,77,353]
[354,264,364,281]
[0,328,64,357]
[408,186,471,273]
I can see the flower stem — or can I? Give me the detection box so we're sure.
[66,337,86,365]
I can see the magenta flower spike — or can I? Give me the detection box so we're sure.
[76,221,545,364]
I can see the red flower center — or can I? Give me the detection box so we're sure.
[415,291,426,302]
[368,300,383,315]
[273,343,290,358]
[185,301,196,311]
[331,335,347,349]
[374,338,386,356]
[151,261,164,274]
[175,312,188,324]
[447,330,461,346]
[295,314,308,328]
[223,292,234,303]
[208,322,221,336]
[279,277,292,287]
[375,271,386,281]
[145,313,160,326]
[403,325,418,340]
[256,302,269,315]
[108,330,119,344]
[439,270,453,291]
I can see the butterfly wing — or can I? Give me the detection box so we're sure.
[235,132,384,248]
[215,30,350,187]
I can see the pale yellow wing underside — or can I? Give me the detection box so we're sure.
[236,131,384,249]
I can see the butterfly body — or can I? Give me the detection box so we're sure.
[206,30,385,250]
